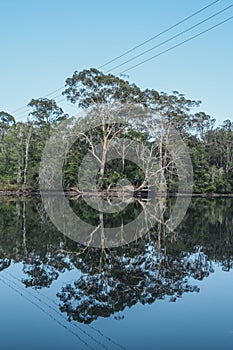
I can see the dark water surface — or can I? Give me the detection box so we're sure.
[0,197,232,350]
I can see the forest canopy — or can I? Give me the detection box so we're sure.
[0,68,232,194]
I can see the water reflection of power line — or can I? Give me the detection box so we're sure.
[4,271,126,350]
[0,276,96,350]
[1,271,126,350]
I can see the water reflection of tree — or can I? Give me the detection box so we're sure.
[58,240,207,324]
[0,197,232,323]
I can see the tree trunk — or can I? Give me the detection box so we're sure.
[23,124,33,188]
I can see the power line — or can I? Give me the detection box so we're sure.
[98,0,220,69]
[11,93,70,121]
[12,92,76,119]
[42,87,65,98]
[118,14,233,75]
[8,0,228,118]
[10,92,64,120]
[11,88,64,115]
[56,97,67,104]
[105,3,233,73]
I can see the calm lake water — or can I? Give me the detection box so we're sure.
[0,196,232,350]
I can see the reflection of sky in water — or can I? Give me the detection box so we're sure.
[0,262,233,350]
[0,197,232,350]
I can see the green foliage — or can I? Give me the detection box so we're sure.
[0,68,232,193]
[62,68,145,108]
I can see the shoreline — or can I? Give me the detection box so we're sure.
[0,190,233,198]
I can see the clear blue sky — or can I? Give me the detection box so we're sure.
[0,0,232,125]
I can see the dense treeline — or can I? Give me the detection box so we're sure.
[0,68,232,193]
